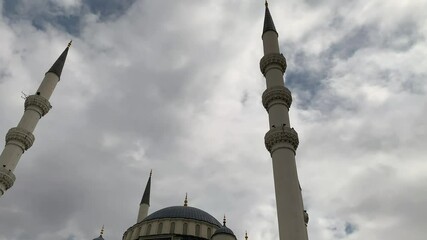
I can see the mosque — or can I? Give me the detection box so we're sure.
[0,2,309,240]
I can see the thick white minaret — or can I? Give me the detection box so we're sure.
[137,170,152,222]
[0,42,71,198]
[260,2,309,240]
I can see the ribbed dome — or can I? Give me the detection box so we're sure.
[212,226,236,238]
[143,206,221,227]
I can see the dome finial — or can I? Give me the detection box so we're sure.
[245,231,248,240]
[67,40,72,48]
[184,193,188,206]
[100,225,104,236]
[223,215,226,226]
[265,0,268,8]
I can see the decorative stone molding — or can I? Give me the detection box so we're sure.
[262,86,292,110]
[260,53,287,75]
[0,167,15,191]
[264,127,299,153]
[24,94,51,117]
[304,210,309,226]
[5,127,35,151]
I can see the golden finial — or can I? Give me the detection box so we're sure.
[184,193,188,206]
[150,169,152,177]
[100,225,104,236]
[265,0,268,7]
[245,231,248,240]
[223,215,226,226]
[67,40,72,48]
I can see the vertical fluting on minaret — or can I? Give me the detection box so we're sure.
[0,41,71,198]
[137,170,152,222]
[261,2,308,240]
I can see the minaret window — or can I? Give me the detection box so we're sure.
[170,222,175,234]
[195,224,200,236]
[146,224,152,235]
[157,222,163,234]
[183,222,188,235]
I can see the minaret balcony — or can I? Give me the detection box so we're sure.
[265,126,299,154]
[0,166,16,191]
[262,85,292,110]
[24,94,52,117]
[260,53,287,75]
[5,127,35,152]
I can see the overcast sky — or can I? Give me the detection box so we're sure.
[0,0,427,240]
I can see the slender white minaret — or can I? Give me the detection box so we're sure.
[137,170,152,222]
[0,41,71,198]
[260,2,309,240]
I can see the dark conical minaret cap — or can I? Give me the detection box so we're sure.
[140,170,152,205]
[47,40,72,79]
[263,1,278,36]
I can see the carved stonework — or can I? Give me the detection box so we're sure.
[24,94,51,117]
[0,167,16,191]
[5,127,35,151]
[260,53,287,75]
[264,127,299,153]
[262,86,292,110]
[304,210,309,226]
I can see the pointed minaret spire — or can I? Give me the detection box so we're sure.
[223,215,226,226]
[137,170,152,222]
[0,42,71,198]
[140,169,152,205]
[184,193,188,206]
[263,0,277,36]
[260,2,309,240]
[47,40,72,79]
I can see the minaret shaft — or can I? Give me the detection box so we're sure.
[36,72,60,100]
[261,7,308,240]
[0,45,69,197]
[263,32,280,54]
[137,204,149,223]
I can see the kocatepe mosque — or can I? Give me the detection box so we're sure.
[0,3,309,240]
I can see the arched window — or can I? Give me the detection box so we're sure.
[183,222,188,235]
[157,222,163,234]
[207,227,212,238]
[146,224,152,235]
[170,222,175,234]
[195,224,200,236]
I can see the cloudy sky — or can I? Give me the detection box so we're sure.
[1,0,427,239]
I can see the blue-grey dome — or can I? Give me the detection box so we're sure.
[143,206,221,227]
[212,226,236,239]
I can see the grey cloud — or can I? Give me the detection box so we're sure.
[1,0,427,240]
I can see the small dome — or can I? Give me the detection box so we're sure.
[212,226,237,239]
[143,206,222,227]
